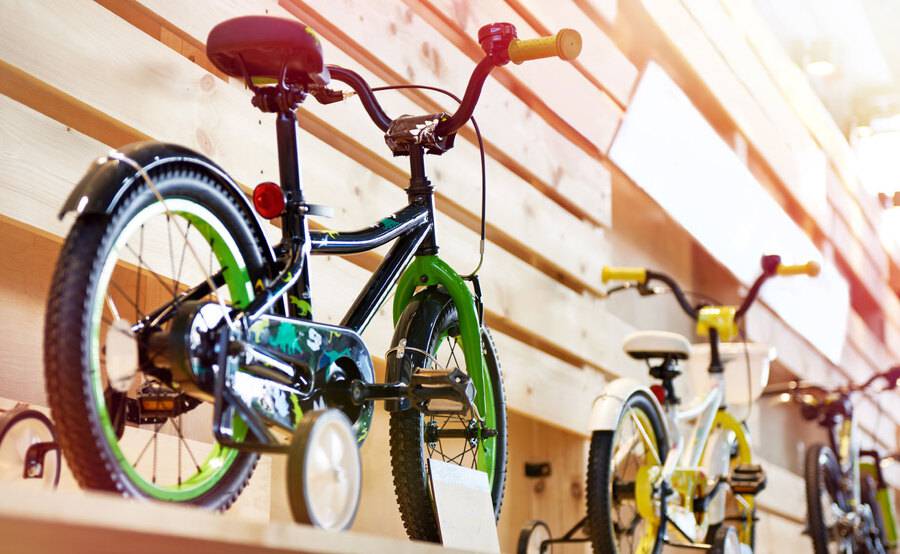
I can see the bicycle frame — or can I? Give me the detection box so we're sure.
[202,105,490,454]
[765,369,900,551]
[638,372,756,545]
[266,107,485,374]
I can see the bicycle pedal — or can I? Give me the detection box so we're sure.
[409,367,475,415]
[729,463,767,495]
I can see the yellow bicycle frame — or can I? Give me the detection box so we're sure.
[634,379,757,547]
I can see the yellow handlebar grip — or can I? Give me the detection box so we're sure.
[776,261,821,277]
[508,29,582,64]
[601,266,647,284]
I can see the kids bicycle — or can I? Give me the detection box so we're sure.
[764,366,900,553]
[518,254,819,553]
[43,15,580,537]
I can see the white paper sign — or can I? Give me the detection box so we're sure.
[609,62,849,363]
[427,459,500,553]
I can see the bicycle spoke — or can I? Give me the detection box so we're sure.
[447,338,462,371]
[171,416,202,473]
[166,214,177,296]
[132,420,164,468]
[109,280,146,320]
[152,421,158,484]
[135,224,144,318]
[124,243,176,297]
[173,221,192,298]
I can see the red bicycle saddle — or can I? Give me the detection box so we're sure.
[206,16,329,85]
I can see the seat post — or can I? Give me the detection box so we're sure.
[275,107,313,318]
[276,109,306,245]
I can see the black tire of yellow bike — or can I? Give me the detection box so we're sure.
[586,392,668,554]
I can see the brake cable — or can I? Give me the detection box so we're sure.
[370,84,488,279]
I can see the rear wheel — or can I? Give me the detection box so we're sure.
[586,392,668,554]
[44,167,268,508]
[805,443,852,554]
[388,289,507,542]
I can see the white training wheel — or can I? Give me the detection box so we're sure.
[0,405,61,488]
[517,519,553,554]
[287,409,361,530]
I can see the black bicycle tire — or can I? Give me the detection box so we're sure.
[586,392,668,554]
[862,474,888,554]
[806,443,847,554]
[44,167,267,509]
[388,289,507,542]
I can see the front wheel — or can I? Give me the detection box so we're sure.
[388,289,507,542]
[586,392,668,554]
[805,443,853,554]
[861,475,888,554]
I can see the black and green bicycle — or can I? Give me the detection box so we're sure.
[43,15,580,537]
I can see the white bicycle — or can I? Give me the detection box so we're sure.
[518,255,819,554]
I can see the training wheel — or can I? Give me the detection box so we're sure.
[287,409,361,530]
[710,525,742,554]
[517,519,553,554]
[0,405,60,488]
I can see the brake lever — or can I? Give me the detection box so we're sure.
[637,283,661,297]
[310,86,355,105]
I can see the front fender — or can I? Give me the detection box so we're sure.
[389,255,485,414]
[589,378,665,432]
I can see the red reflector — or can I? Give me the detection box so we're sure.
[650,384,666,405]
[253,182,285,219]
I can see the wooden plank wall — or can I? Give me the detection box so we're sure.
[0,0,896,552]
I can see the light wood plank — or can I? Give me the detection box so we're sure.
[680,0,830,224]
[0,0,644,380]
[0,481,466,554]
[288,0,613,227]
[639,0,900,340]
[422,0,623,153]
[718,0,891,245]
[508,0,638,106]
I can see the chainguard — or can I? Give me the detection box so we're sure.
[211,314,376,449]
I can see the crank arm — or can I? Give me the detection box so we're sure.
[239,341,315,393]
[431,427,498,440]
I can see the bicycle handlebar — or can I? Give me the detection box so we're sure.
[326,65,393,132]
[326,23,581,139]
[776,261,820,277]
[508,29,582,64]
[764,365,900,402]
[602,254,820,322]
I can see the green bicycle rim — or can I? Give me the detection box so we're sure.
[433,331,498,486]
